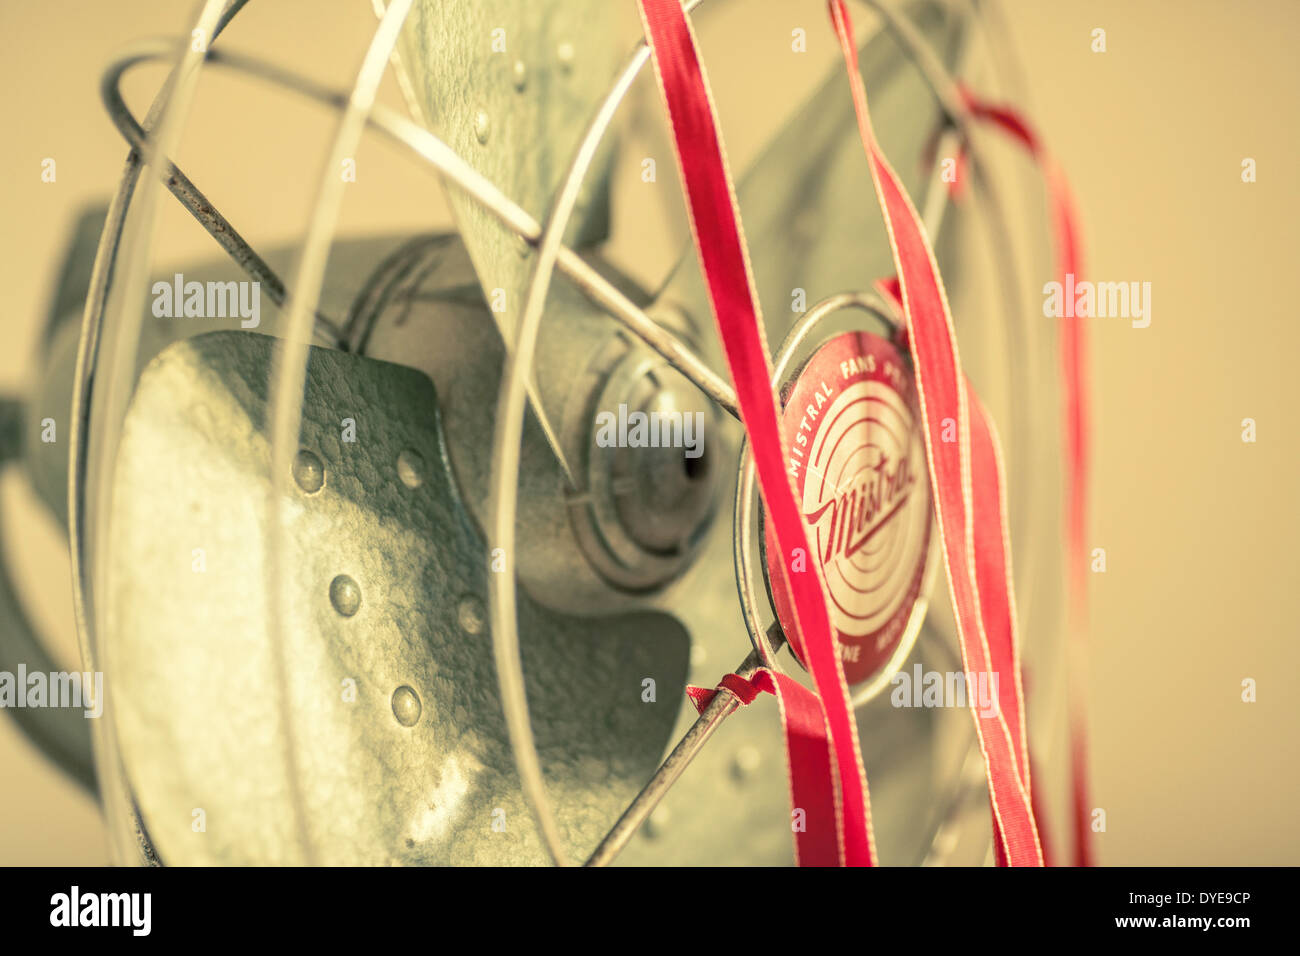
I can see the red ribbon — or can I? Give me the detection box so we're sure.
[636,0,876,866]
[686,671,774,712]
[687,671,841,866]
[639,0,1083,868]
[829,0,1042,865]
[956,85,1094,868]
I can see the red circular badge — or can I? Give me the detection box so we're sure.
[763,330,931,687]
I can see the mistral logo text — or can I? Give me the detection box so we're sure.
[152,273,260,328]
[50,887,151,936]
[595,403,705,459]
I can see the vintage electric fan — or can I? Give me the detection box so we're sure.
[0,0,1072,865]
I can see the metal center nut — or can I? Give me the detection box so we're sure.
[609,371,716,555]
[568,345,720,592]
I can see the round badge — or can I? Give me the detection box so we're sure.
[762,330,931,687]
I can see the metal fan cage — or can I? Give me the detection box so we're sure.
[59,0,1066,866]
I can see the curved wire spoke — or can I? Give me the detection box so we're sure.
[487,0,729,867]
[101,42,343,346]
[484,18,664,866]
[99,43,736,417]
[260,0,417,864]
[72,0,251,867]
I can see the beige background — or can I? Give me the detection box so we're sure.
[0,0,1296,865]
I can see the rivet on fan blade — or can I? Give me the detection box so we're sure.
[396,447,425,489]
[329,574,362,617]
[391,686,422,728]
[292,448,325,494]
[457,595,486,636]
[473,109,491,144]
[511,59,527,92]
[557,41,575,73]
